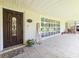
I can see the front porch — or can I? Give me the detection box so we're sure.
[13,34,79,58]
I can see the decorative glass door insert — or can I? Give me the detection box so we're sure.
[12,17,16,36]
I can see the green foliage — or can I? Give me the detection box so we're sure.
[27,39,35,46]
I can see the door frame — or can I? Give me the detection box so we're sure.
[3,8,24,48]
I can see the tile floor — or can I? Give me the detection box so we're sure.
[14,33,79,58]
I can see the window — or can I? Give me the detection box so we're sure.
[12,17,16,36]
[41,17,60,37]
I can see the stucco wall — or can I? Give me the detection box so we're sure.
[0,0,66,51]
[0,6,3,51]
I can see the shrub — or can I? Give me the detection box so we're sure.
[27,39,35,46]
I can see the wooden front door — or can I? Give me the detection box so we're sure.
[3,8,23,48]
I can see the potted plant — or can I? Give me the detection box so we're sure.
[26,39,35,47]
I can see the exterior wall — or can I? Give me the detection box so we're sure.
[0,2,41,51]
[0,0,66,51]
[60,20,66,33]
[0,6,3,51]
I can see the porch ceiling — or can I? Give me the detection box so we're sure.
[2,0,79,20]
